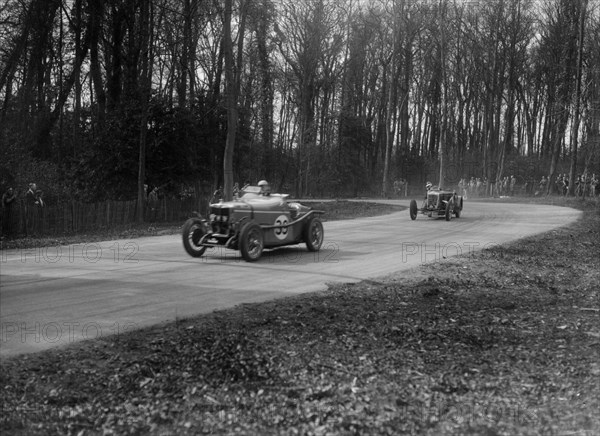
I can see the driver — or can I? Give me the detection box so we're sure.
[258,180,271,196]
[425,181,432,199]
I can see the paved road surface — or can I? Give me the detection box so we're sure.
[0,200,581,357]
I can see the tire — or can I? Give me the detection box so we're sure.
[455,197,463,218]
[445,201,453,221]
[240,222,264,262]
[409,199,418,220]
[182,218,207,257]
[303,217,324,252]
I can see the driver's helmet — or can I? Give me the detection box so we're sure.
[258,180,271,196]
[426,181,432,190]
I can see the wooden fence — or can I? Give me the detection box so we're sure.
[1,195,210,238]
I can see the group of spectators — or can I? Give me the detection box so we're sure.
[458,177,489,198]
[1,183,45,237]
[553,173,598,198]
[497,176,518,196]
[457,173,599,198]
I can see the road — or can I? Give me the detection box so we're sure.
[0,200,581,358]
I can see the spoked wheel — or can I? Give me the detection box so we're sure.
[240,223,264,262]
[182,218,207,257]
[409,200,418,220]
[445,201,454,221]
[304,217,324,251]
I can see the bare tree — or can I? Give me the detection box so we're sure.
[223,0,247,201]
[137,0,153,222]
[568,0,588,195]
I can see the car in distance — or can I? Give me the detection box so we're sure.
[409,186,463,221]
[182,186,325,262]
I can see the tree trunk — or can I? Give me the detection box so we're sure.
[568,0,587,196]
[222,0,246,201]
[178,0,192,107]
[137,1,152,223]
[88,0,106,128]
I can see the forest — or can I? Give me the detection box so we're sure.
[0,0,598,208]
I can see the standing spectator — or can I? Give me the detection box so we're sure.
[26,183,38,206]
[555,174,565,196]
[583,173,592,198]
[35,189,45,208]
[536,176,547,196]
[147,186,159,220]
[562,174,569,196]
[2,187,16,208]
[458,178,467,199]
[591,174,598,197]
[25,183,43,236]
[2,187,17,236]
[575,175,583,197]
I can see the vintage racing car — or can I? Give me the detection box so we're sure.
[409,185,463,221]
[182,185,325,261]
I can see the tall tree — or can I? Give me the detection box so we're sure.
[222,0,247,201]
[137,0,153,222]
[382,0,401,197]
[567,0,588,195]
[544,0,580,194]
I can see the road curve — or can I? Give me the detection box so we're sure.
[0,200,581,357]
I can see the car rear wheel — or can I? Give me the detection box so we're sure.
[304,217,324,252]
[240,222,264,262]
[409,199,418,220]
[182,218,207,257]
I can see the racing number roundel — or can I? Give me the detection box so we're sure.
[274,215,289,240]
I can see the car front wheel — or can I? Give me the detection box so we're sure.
[304,217,324,252]
[240,223,264,262]
[409,199,418,220]
[182,218,207,257]
[445,201,453,221]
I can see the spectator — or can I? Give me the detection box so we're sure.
[26,183,38,206]
[211,186,224,203]
[539,176,547,189]
[146,186,159,220]
[25,183,43,236]
[536,176,547,196]
[2,187,16,209]
[2,187,17,236]
[35,189,45,208]
[575,175,583,197]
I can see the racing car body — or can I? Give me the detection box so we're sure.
[409,186,463,221]
[182,186,324,261]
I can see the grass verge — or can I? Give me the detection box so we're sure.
[1,198,598,435]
